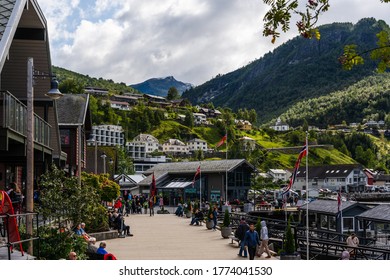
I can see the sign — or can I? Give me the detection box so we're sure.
[185,188,197,193]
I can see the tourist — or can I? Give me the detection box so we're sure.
[258,221,272,258]
[243,223,261,260]
[68,251,77,260]
[86,240,98,254]
[80,222,96,242]
[74,224,83,235]
[341,250,350,260]
[113,212,133,236]
[97,241,108,255]
[346,233,359,257]
[190,209,204,225]
[114,197,123,213]
[212,205,218,231]
[175,203,183,217]
[149,196,155,216]
[235,217,249,258]
[159,196,164,209]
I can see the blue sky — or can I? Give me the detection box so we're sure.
[38,0,390,86]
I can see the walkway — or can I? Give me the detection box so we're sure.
[105,209,278,260]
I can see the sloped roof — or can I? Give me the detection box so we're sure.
[295,164,363,179]
[0,0,26,72]
[306,199,367,215]
[57,94,90,125]
[356,204,390,223]
[133,134,159,143]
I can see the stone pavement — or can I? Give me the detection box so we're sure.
[104,210,278,260]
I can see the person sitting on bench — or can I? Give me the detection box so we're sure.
[189,209,204,225]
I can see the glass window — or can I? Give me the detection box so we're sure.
[343,217,354,231]
[60,129,70,145]
[320,215,328,229]
[329,216,336,231]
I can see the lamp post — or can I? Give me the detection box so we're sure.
[87,138,98,174]
[101,152,107,174]
[26,57,62,255]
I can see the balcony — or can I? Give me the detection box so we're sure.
[0,90,51,147]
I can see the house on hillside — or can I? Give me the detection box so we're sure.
[84,86,109,96]
[267,169,291,183]
[270,117,290,131]
[239,136,257,151]
[187,138,208,153]
[293,164,367,193]
[89,125,125,147]
[235,119,252,131]
[57,94,92,177]
[110,100,131,111]
[111,94,139,106]
[171,99,189,107]
[143,94,171,108]
[137,159,256,203]
[126,134,160,160]
[197,107,222,118]
[162,139,189,155]
[193,113,207,126]
[0,0,66,191]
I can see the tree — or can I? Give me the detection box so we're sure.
[262,0,390,72]
[167,86,181,100]
[184,110,194,128]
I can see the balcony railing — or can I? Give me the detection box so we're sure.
[0,90,51,147]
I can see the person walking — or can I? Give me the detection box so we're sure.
[235,217,249,258]
[346,233,359,257]
[243,223,261,260]
[258,220,272,258]
[212,205,218,231]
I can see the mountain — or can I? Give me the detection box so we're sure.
[131,76,193,97]
[182,18,390,125]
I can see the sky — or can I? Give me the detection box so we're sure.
[38,0,390,86]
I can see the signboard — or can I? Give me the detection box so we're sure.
[185,188,197,193]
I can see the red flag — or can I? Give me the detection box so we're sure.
[216,134,227,148]
[192,166,201,186]
[150,172,156,197]
[283,144,307,195]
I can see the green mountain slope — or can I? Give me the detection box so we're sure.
[182,18,389,125]
[53,66,139,94]
[281,73,390,128]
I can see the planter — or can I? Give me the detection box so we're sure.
[280,253,301,260]
[185,211,192,218]
[222,205,232,213]
[206,220,214,230]
[221,227,232,238]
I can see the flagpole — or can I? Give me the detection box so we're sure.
[340,184,343,239]
[225,130,228,205]
[305,131,309,260]
[199,162,202,206]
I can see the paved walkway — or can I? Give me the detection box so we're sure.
[104,210,278,260]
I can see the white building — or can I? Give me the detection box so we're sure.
[162,139,189,155]
[193,113,207,126]
[270,117,290,131]
[239,136,257,151]
[267,169,291,182]
[84,86,109,96]
[293,164,367,193]
[110,100,131,111]
[126,134,160,159]
[89,125,124,146]
[187,138,208,153]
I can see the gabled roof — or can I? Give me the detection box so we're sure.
[114,174,146,184]
[0,0,25,72]
[57,94,90,126]
[295,164,363,179]
[306,199,368,215]
[356,204,390,223]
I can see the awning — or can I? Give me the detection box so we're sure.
[162,181,193,189]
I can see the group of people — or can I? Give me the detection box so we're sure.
[341,232,360,260]
[235,217,272,260]
[108,209,134,236]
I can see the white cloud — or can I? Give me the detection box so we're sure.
[40,0,390,86]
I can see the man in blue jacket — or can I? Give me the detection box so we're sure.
[243,223,260,260]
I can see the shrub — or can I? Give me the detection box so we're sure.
[222,209,231,228]
[284,215,296,254]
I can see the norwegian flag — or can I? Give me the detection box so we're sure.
[337,189,342,212]
[282,144,307,196]
[216,134,227,148]
[192,166,201,187]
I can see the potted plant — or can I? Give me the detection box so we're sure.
[221,209,232,238]
[280,215,301,260]
[206,206,214,230]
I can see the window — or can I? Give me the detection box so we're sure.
[329,216,336,231]
[320,215,328,229]
[60,129,70,145]
[343,217,354,231]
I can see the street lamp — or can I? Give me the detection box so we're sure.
[87,137,98,174]
[101,152,107,174]
[26,57,62,255]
